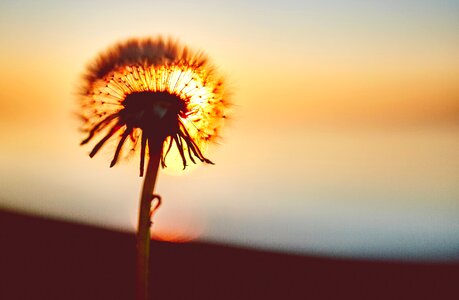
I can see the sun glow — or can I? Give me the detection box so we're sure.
[86,65,223,148]
[152,226,202,243]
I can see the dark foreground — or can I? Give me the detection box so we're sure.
[1,209,458,300]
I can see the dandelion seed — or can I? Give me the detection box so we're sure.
[79,37,229,175]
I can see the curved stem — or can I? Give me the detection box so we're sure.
[136,139,162,300]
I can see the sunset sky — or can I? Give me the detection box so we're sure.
[0,0,458,260]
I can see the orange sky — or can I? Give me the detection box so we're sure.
[0,0,458,260]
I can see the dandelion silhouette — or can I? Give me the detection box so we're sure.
[78,37,229,300]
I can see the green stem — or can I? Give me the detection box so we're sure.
[136,140,162,300]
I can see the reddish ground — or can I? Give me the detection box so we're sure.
[1,209,458,300]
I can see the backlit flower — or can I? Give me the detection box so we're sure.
[79,37,229,175]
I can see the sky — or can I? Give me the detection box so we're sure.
[0,0,458,261]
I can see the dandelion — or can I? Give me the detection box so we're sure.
[78,37,229,300]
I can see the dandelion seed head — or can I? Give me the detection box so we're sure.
[79,37,229,175]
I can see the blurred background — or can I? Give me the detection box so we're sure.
[0,0,458,263]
